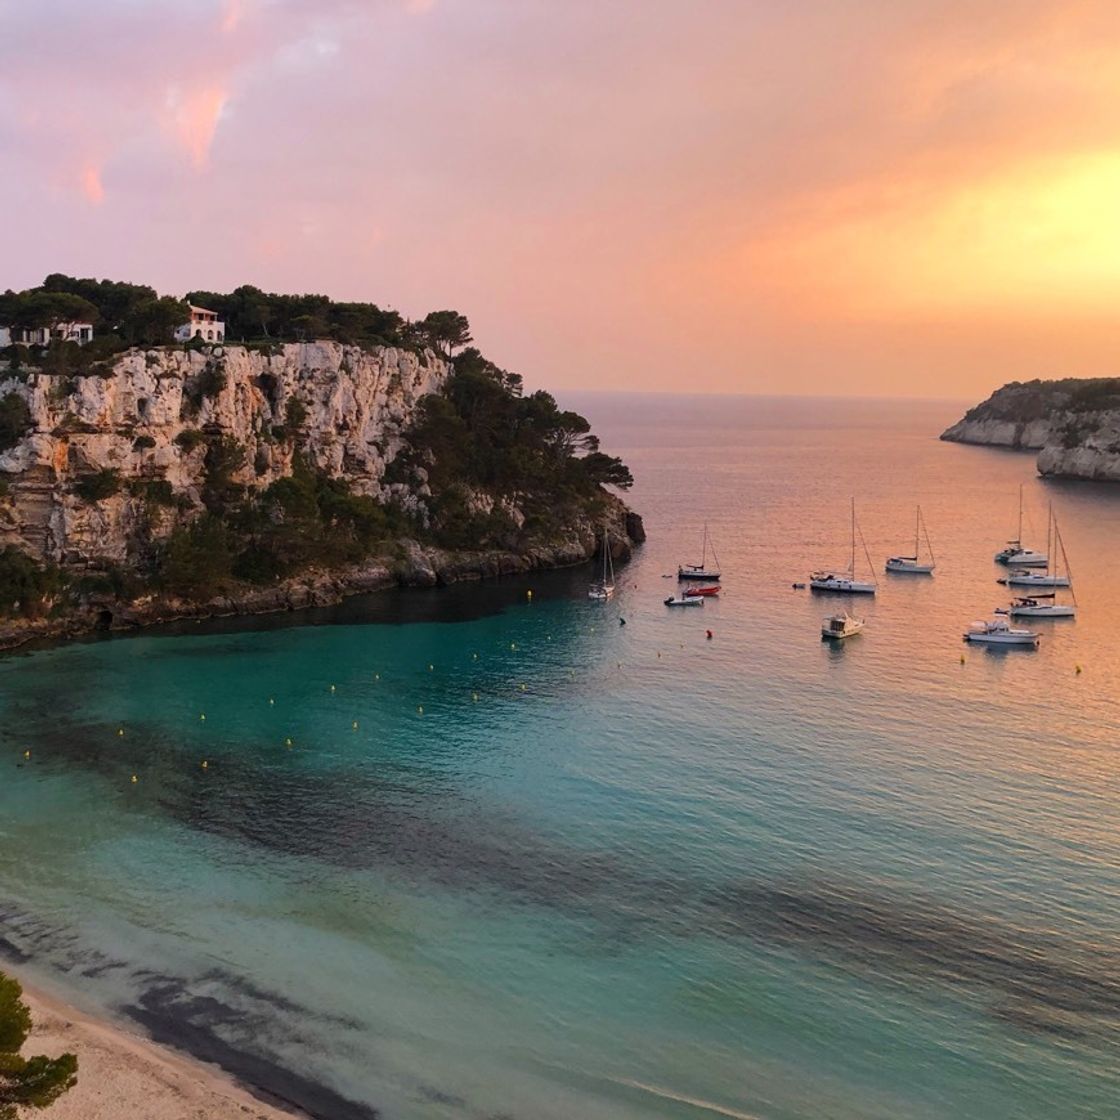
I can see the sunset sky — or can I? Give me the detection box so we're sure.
[3,0,1120,397]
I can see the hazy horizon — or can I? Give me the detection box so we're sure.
[5,1,1120,400]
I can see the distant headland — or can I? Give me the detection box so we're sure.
[941,377,1120,482]
[0,275,643,649]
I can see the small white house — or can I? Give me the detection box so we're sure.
[175,305,225,343]
[0,322,94,346]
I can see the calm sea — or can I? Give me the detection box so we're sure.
[2,394,1119,1120]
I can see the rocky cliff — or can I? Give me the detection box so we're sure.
[941,378,1120,480]
[0,342,446,565]
[0,341,642,647]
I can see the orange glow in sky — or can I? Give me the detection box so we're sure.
[4,0,1120,398]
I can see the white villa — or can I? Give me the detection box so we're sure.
[0,322,94,347]
[175,305,225,343]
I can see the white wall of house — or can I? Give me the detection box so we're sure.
[174,305,225,343]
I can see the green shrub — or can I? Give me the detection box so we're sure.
[0,393,32,452]
[0,547,64,619]
[133,434,156,450]
[128,478,175,507]
[160,514,234,598]
[174,428,206,452]
[73,469,121,503]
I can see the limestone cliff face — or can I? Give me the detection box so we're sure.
[0,342,448,566]
[942,378,1120,481]
[939,416,1052,450]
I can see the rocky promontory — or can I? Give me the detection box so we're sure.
[0,330,641,649]
[941,378,1120,481]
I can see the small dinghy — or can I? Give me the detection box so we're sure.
[683,585,720,598]
[664,595,704,607]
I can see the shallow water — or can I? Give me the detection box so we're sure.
[2,394,1119,1119]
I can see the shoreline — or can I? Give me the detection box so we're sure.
[12,970,310,1120]
[0,517,644,654]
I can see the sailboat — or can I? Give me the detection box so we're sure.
[963,617,1040,647]
[588,529,615,601]
[678,524,721,581]
[1000,507,1076,597]
[994,484,1048,566]
[886,505,935,574]
[810,499,877,594]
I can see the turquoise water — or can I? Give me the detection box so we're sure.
[3,395,1120,1119]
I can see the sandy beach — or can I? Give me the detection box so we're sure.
[17,976,305,1120]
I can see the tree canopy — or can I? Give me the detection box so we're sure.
[0,972,77,1119]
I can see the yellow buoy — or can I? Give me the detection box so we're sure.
[472,653,478,661]
[374,673,380,681]
[1075,664,1083,675]
[285,737,293,747]
[330,684,336,693]
[268,698,275,706]
[117,728,124,737]
[527,590,533,600]
[472,692,479,702]
[960,654,966,664]
[199,713,206,721]
[130,774,138,784]
[510,643,517,651]
[417,705,424,715]
[23,749,30,760]
[428,664,434,672]
[352,720,359,730]
[201,760,208,770]
[520,683,527,692]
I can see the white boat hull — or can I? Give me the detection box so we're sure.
[1008,604,1075,618]
[665,596,703,607]
[964,631,1040,646]
[995,549,1048,566]
[885,558,934,574]
[588,586,614,602]
[963,618,1040,646]
[1003,573,1071,588]
[810,578,876,594]
[678,568,721,581]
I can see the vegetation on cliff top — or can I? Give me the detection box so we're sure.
[958,377,1120,425]
[0,972,77,1118]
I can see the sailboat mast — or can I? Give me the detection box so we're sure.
[914,506,920,558]
[850,497,856,578]
[1017,484,1024,543]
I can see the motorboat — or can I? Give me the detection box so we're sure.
[810,498,877,594]
[683,585,720,597]
[994,484,1047,566]
[963,618,1040,647]
[821,612,864,640]
[664,595,704,607]
[678,523,721,581]
[886,505,935,573]
[588,528,615,601]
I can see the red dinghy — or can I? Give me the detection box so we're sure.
[684,585,720,597]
